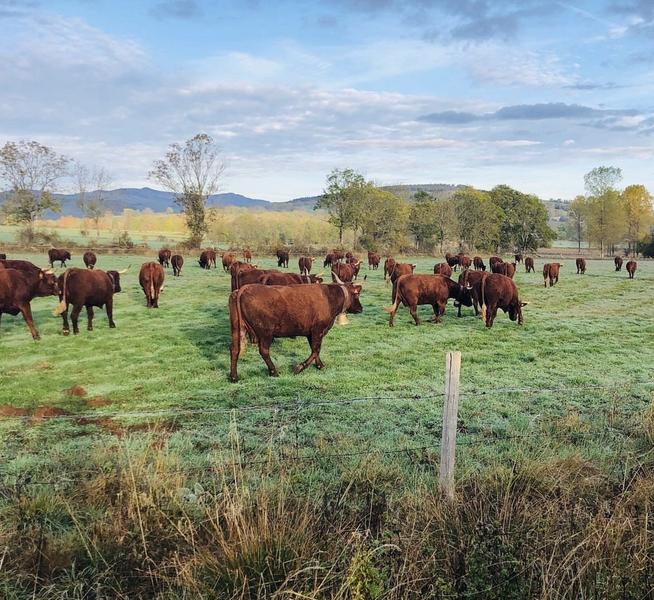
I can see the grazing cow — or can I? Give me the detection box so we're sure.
[261,272,324,285]
[457,254,472,270]
[276,249,290,268]
[139,262,165,308]
[298,256,313,274]
[445,252,459,271]
[0,267,59,339]
[158,249,172,268]
[221,252,236,272]
[198,251,211,270]
[492,262,516,278]
[244,249,252,263]
[524,257,535,273]
[384,274,471,327]
[228,281,363,381]
[48,248,71,268]
[367,251,380,270]
[515,253,523,264]
[473,256,486,271]
[331,261,361,283]
[457,269,489,317]
[204,249,217,268]
[323,253,335,268]
[614,256,623,272]
[433,262,453,278]
[172,254,184,276]
[231,267,276,291]
[83,251,97,269]
[383,257,396,281]
[626,260,637,279]
[543,263,562,287]
[467,273,526,328]
[54,267,126,335]
[576,258,586,274]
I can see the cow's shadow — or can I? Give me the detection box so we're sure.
[180,301,231,368]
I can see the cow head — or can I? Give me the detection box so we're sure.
[64,251,72,260]
[345,283,363,314]
[107,271,122,293]
[37,270,59,296]
[454,283,473,308]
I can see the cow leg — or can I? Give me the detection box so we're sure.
[61,306,70,336]
[258,337,278,377]
[409,305,421,325]
[86,305,94,331]
[71,304,82,335]
[294,333,324,373]
[18,303,40,340]
[106,297,116,328]
[486,305,498,328]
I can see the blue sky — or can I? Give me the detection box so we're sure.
[1,0,653,200]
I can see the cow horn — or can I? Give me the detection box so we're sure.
[117,265,131,274]
[521,301,529,306]
[465,283,473,290]
[333,272,345,285]
[315,272,324,278]
[43,268,54,275]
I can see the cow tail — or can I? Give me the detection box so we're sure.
[234,289,248,356]
[53,269,70,316]
[383,277,403,314]
[149,263,155,301]
[480,275,487,322]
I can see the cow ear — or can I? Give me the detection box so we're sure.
[353,285,363,294]
[39,271,44,279]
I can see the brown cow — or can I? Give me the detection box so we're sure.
[332,249,345,262]
[433,262,453,277]
[83,251,97,269]
[275,249,290,268]
[54,267,126,335]
[139,262,165,308]
[383,257,396,281]
[228,281,363,381]
[172,254,184,276]
[158,248,172,268]
[221,252,236,272]
[575,258,586,274]
[524,257,535,273]
[389,262,416,304]
[204,249,217,268]
[470,273,526,328]
[458,254,472,270]
[515,253,523,264]
[626,260,637,279]
[614,256,623,271]
[543,263,562,287]
[493,262,516,278]
[231,266,274,291]
[198,250,211,270]
[367,251,380,270]
[0,259,42,274]
[323,253,335,268]
[384,274,471,326]
[261,272,324,285]
[0,268,59,339]
[473,256,486,271]
[445,252,459,271]
[457,269,489,317]
[49,248,71,268]
[489,256,503,269]
[244,249,252,263]
[298,256,313,274]
[331,261,361,283]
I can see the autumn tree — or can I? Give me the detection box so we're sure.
[452,186,501,251]
[621,184,654,256]
[567,195,587,251]
[75,162,112,237]
[149,133,224,248]
[358,187,409,251]
[314,168,367,244]
[583,166,624,255]
[408,190,439,250]
[0,140,70,241]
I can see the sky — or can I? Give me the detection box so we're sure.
[1,0,653,201]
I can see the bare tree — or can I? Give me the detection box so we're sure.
[0,140,70,241]
[75,162,112,237]
[149,133,224,247]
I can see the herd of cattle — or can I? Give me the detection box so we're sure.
[0,246,642,381]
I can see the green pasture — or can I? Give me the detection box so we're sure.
[1,252,653,485]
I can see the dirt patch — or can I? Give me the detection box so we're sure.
[30,406,71,424]
[35,362,54,371]
[0,406,29,418]
[86,397,112,408]
[65,385,87,397]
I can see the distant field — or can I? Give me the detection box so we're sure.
[1,252,653,479]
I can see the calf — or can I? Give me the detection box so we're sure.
[244,249,252,263]
[158,248,172,268]
[221,252,235,272]
[383,257,396,281]
[367,251,380,270]
[515,253,523,264]
[626,260,637,279]
[228,281,363,382]
[473,256,486,271]
[54,268,125,335]
[0,268,59,339]
[614,256,623,271]
[433,262,453,277]
[83,251,97,269]
[468,273,526,328]
[575,258,586,274]
[139,262,165,308]
[298,256,313,274]
[384,274,471,326]
[49,248,71,268]
[543,263,562,287]
[524,257,535,273]
[172,254,184,276]
[275,249,290,268]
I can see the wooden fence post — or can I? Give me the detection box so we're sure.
[439,351,461,501]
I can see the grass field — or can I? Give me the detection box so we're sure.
[2,251,654,597]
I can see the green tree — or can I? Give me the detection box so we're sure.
[358,187,409,251]
[621,184,654,256]
[567,195,587,252]
[314,168,367,244]
[585,190,624,255]
[0,140,70,241]
[584,165,622,198]
[149,133,224,248]
[489,185,556,252]
[408,190,439,250]
[452,187,501,252]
